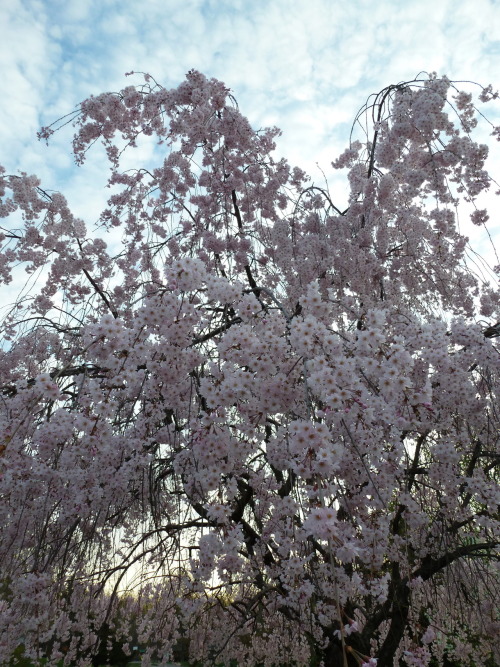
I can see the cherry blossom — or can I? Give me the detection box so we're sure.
[0,70,499,666]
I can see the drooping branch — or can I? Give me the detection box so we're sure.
[414,541,500,582]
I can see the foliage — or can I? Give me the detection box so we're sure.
[0,70,499,667]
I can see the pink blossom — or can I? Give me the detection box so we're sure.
[0,71,498,667]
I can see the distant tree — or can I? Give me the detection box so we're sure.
[0,70,499,666]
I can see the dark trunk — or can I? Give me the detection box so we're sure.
[375,580,411,667]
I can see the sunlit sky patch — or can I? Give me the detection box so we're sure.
[1,0,500,261]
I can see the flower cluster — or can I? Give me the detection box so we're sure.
[34,373,61,401]
[165,256,207,291]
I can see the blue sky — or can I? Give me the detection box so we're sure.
[1,0,500,254]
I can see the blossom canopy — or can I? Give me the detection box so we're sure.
[0,70,499,666]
